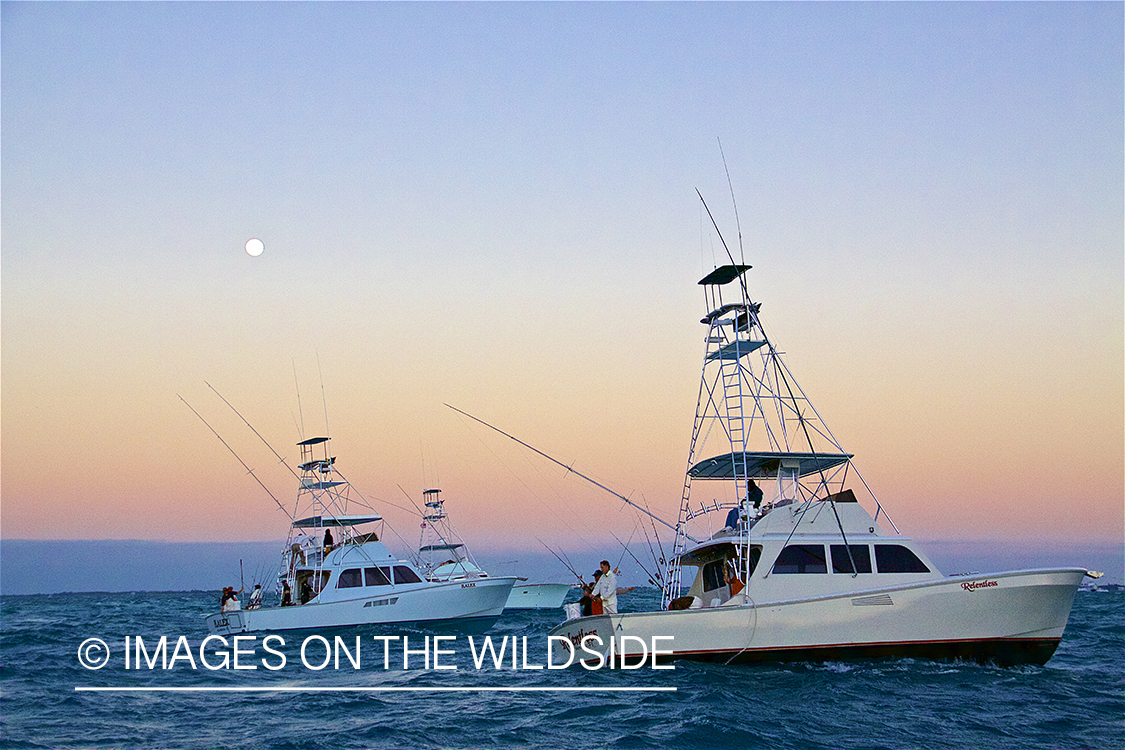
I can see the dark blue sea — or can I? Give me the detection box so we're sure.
[1,588,1121,750]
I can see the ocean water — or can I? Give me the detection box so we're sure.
[1,588,1121,750]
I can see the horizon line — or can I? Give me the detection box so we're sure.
[75,685,677,693]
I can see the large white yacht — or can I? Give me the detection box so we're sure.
[549,262,1091,666]
[205,437,515,635]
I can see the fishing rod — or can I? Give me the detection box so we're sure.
[608,525,661,587]
[614,521,639,573]
[696,188,752,306]
[445,404,692,542]
[396,484,426,517]
[536,537,586,586]
[637,493,669,575]
[179,395,293,520]
[651,509,668,568]
[215,381,412,526]
[639,515,668,588]
[554,543,584,583]
[207,382,302,482]
[326,468,416,552]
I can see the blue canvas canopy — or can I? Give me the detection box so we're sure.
[688,451,852,479]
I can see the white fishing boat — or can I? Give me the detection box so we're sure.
[504,582,575,610]
[417,488,571,610]
[205,437,516,635]
[549,259,1093,667]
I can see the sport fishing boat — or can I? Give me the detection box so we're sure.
[417,488,572,610]
[549,260,1093,666]
[205,437,516,635]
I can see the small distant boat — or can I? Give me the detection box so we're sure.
[504,582,575,610]
[417,488,571,610]
[1079,575,1121,594]
[550,259,1094,667]
[205,438,516,635]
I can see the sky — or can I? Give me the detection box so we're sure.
[3,3,1122,564]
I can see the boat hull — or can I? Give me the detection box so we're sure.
[505,583,573,610]
[206,576,516,635]
[549,568,1085,667]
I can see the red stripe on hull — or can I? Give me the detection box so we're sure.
[661,637,1062,667]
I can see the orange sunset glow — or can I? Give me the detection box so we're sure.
[3,2,1122,562]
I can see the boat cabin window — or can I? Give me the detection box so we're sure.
[745,547,762,578]
[772,545,828,574]
[831,545,872,574]
[365,567,392,587]
[393,566,423,585]
[337,568,363,588]
[296,570,330,603]
[702,560,725,592]
[874,545,930,573]
[700,547,762,592]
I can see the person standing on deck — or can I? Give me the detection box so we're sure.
[221,586,242,612]
[291,532,310,569]
[579,570,601,616]
[590,560,618,614]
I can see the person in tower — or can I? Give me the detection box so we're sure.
[748,479,764,508]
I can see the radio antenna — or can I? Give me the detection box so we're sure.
[718,138,746,265]
[317,352,330,438]
[293,360,305,439]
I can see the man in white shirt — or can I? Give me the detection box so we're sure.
[291,532,310,570]
[590,560,618,614]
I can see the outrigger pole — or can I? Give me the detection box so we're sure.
[445,404,693,542]
[207,381,302,483]
[179,395,293,521]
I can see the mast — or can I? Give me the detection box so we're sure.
[417,488,471,577]
[662,264,857,607]
[296,437,345,522]
[282,437,383,597]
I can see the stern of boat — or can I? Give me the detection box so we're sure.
[206,610,249,636]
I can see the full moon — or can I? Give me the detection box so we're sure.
[245,238,265,256]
